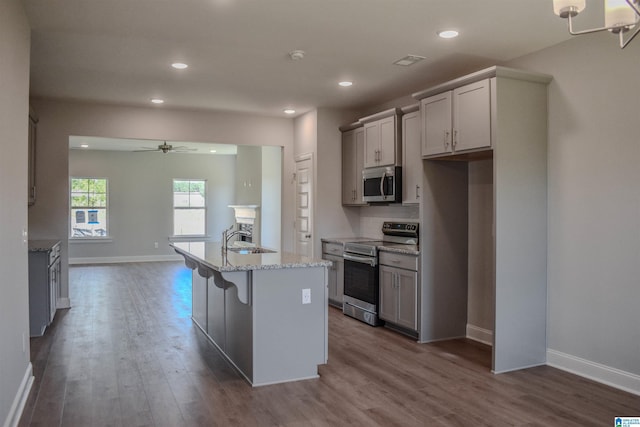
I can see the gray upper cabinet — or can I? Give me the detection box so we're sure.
[360,108,401,168]
[452,79,491,153]
[340,124,366,206]
[420,79,491,158]
[401,105,421,205]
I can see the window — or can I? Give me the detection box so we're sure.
[70,177,108,238]
[173,179,206,236]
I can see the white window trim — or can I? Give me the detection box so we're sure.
[69,176,110,240]
[172,178,207,238]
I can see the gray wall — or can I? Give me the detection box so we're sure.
[293,108,362,258]
[509,33,640,379]
[467,159,494,336]
[28,99,296,306]
[0,1,32,425]
[68,150,236,261]
[261,146,283,249]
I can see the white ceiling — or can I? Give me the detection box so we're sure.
[23,1,600,118]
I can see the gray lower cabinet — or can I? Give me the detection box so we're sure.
[192,272,207,332]
[379,252,418,332]
[321,242,344,307]
[28,241,61,337]
[187,265,328,386]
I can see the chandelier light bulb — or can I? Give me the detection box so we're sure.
[553,0,586,17]
[605,0,638,30]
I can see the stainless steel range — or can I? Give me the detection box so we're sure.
[342,222,419,326]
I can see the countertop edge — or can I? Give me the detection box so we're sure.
[171,243,331,273]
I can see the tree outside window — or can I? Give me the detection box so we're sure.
[70,177,108,238]
[173,179,206,236]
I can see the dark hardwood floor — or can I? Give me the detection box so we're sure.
[19,262,639,426]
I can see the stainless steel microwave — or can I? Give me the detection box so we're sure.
[362,166,402,203]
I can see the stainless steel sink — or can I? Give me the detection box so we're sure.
[227,247,276,254]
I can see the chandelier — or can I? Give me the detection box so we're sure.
[553,0,640,48]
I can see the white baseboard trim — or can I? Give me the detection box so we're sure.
[69,254,183,265]
[56,297,71,309]
[466,324,493,346]
[547,349,640,396]
[3,363,34,427]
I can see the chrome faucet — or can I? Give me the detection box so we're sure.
[222,224,252,252]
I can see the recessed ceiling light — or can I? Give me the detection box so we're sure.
[284,109,296,115]
[150,98,164,104]
[210,149,217,153]
[80,144,89,148]
[171,62,188,69]
[437,30,459,39]
[339,81,353,87]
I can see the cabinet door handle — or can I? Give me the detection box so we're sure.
[444,130,450,150]
[415,185,420,199]
[453,129,458,150]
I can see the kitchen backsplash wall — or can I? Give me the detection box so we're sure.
[358,204,419,238]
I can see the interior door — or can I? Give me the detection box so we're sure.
[294,154,313,257]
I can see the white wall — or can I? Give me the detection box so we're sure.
[68,150,236,261]
[29,99,295,305]
[0,1,33,425]
[509,33,640,386]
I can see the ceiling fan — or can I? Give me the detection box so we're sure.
[134,141,197,153]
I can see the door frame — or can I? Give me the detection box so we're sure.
[294,153,314,258]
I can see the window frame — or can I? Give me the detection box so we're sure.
[69,176,110,240]
[172,178,207,238]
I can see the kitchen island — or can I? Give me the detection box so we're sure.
[171,241,331,386]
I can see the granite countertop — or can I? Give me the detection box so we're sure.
[377,244,419,256]
[171,241,331,273]
[28,240,61,252]
[320,237,377,245]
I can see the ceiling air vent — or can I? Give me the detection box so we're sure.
[393,55,426,66]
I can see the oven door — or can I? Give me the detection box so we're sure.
[343,255,379,310]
